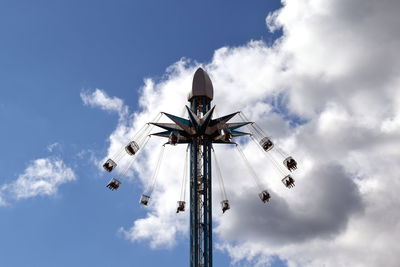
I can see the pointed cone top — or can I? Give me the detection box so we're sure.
[188,68,214,101]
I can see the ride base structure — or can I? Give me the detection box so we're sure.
[103,68,298,267]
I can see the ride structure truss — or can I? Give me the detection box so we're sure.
[103,68,298,267]
[150,68,250,267]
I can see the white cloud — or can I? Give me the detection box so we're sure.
[80,88,128,117]
[47,142,60,152]
[0,157,76,205]
[89,0,400,266]
[0,190,7,206]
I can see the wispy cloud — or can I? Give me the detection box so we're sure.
[80,88,128,118]
[0,189,7,206]
[0,157,76,206]
[47,142,60,152]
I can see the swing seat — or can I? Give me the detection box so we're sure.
[259,137,274,152]
[125,141,140,156]
[106,178,121,190]
[258,190,271,203]
[283,156,297,172]
[221,200,230,213]
[221,127,233,142]
[103,158,117,172]
[282,175,295,188]
[168,131,180,145]
[176,201,186,213]
[140,194,150,206]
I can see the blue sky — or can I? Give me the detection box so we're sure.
[3,1,398,266]
[0,1,288,266]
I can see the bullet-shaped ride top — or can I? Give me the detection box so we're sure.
[188,67,214,101]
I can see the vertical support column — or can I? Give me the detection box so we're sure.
[203,141,208,266]
[190,138,199,267]
[190,96,212,267]
[202,141,212,267]
[190,97,199,267]
[190,97,198,267]
[201,97,212,267]
[207,141,212,267]
[197,142,203,266]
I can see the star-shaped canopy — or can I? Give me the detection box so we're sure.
[151,105,251,144]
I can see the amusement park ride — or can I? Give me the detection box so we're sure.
[102,68,297,267]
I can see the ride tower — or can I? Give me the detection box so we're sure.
[150,68,251,267]
[103,67,298,267]
[188,69,214,267]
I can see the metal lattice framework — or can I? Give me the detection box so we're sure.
[103,68,298,267]
[150,68,251,266]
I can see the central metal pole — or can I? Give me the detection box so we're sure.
[190,96,212,267]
